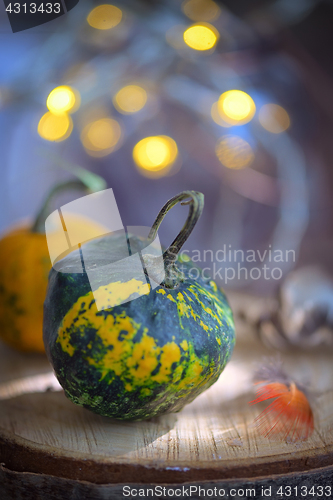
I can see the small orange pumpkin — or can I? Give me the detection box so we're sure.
[0,177,107,353]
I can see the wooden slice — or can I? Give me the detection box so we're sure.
[0,299,333,490]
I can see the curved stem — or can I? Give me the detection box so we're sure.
[31,161,106,234]
[148,191,204,286]
[31,180,91,234]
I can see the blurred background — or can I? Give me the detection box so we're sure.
[1,0,333,294]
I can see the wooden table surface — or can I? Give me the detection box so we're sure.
[0,293,332,493]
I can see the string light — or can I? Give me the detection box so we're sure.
[46,86,80,114]
[218,90,256,125]
[38,112,73,142]
[113,85,147,114]
[81,118,122,157]
[259,104,290,133]
[183,23,219,51]
[87,4,122,30]
[133,136,178,173]
[215,135,254,169]
[211,101,232,127]
[182,0,221,22]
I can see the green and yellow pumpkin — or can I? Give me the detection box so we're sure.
[43,191,235,420]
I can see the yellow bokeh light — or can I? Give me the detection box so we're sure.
[133,136,178,172]
[182,0,221,22]
[38,112,73,142]
[215,135,254,170]
[81,118,122,157]
[211,101,232,127]
[113,85,147,114]
[218,90,256,125]
[46,86,80,114]
[183,23,218,51]
[87,4,122,30]
[259,103,290,133]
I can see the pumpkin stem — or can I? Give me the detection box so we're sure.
[31,167,106,234]
[32,180,94,234]
[148,191,204,287]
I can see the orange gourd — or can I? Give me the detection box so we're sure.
[0,176,106,353]
[0,227,51,352]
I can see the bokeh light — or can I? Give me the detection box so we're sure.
[133,136,178,174]
[215,135,254,169]
[183,24,219,51]
[38,112,73,142]
[46,86,80,114]
[81,118,122,157]
[182,0,221,22]
[87,4,122,30]
[211,101,232,127]
[113,85,147,114]
[218,90,256,125]
[259,104,291,133]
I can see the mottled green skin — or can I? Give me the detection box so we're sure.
[43,234,235,421]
